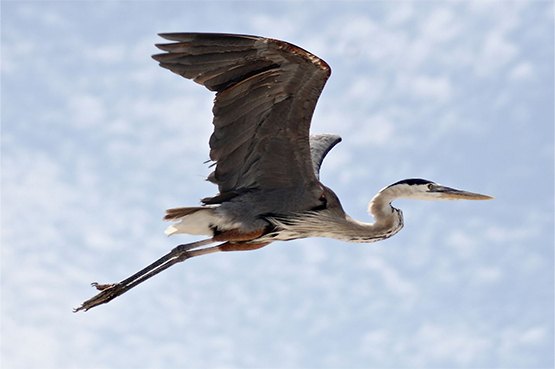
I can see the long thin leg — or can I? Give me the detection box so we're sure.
[74,238,218,312]
[93,238,215,291]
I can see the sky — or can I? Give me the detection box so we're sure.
[2,1,554,368]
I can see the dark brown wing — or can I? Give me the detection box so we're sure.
[152,33,331,197]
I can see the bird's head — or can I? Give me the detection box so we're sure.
[381,178,493,201]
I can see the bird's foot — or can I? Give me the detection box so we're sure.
[91,282,116,291]
[73,282,123,312]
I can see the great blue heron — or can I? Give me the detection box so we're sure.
[74,33,492,312]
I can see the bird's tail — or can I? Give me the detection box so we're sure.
[163,207,217,236]
[164,206,205,221]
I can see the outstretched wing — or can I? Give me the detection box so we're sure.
[152,33,331,196]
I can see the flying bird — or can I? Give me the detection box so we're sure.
[75,33,492,312]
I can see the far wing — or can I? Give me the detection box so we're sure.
[309,134,342,180]
[152,33,331,196]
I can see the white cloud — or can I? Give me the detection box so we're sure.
[300,242,328,264]
[412,323,493,366]
[85,44,126,64]
[509,61,535,81]
[419,7,462,44]
[500,326,551,360]
[2,147,75,245]
[360,256,419,303]
[351,113,396,147]
[478,30,518,74]
[520,326,549,345]
[396,73,453,102]
[2,39,36,74]
[358,329,390,360]
[446,229,479,259]
[335,16,409,66]
[68,94,107,128]
[340,16,377,42]
[485,223,540,244]
[473,266,503,284]
[14,3,70,28]
[385,2,414,26]
[249,13,300,40]
[345,75,388,107]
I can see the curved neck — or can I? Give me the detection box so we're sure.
[267,186,404,244]
[368,186,401,227]
[337,186,404,242]
[300,187,404,243]
[332,185,404,243]
[340,208,403,243]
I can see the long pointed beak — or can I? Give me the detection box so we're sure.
[432,185,494,200]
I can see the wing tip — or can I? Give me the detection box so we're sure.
[157,33,196,42]
[157,32,261,43]
[154,32,331,76]
[267,37,331,75]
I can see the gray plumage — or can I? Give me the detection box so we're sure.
[309,134,342,179]
[75,33,492,312]
[154,33,329,194]
[153,33,335,233]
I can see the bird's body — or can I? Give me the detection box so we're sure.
[156,32,340,244]
[164,182,405,244]
[75,33,492,312]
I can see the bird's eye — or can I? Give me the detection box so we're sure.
[427,183,434,191]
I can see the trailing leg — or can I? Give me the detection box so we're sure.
[74,238,218,312]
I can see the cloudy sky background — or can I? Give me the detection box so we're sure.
[2,1,553,368]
